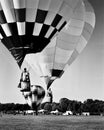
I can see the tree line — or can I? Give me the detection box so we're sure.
[0,103,30,114]
[0,98,104,115]
[41,98,104,115]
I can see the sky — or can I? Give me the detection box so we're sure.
[0,0,104,103]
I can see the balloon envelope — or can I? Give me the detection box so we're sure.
[0,0,80,66]
[25,0,96,89]
[22,85,45,110]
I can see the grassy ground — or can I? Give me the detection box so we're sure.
[0,115,104,130]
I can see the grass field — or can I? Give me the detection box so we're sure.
[0,115,104,130]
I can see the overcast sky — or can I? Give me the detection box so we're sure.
[0,0,104,103]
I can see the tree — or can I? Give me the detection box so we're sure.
[44,103,52,112]
[59,98,70,112]
[51,102,59,111]
[82,99,104,115]
[40,102,47,109]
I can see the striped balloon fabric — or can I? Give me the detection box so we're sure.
[0,0,80,66]
[25,0,96,89]
[22,85,45,110]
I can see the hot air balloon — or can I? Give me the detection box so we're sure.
[25,0,96,91]
[22,85,45,115]
[0,0,79,67]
